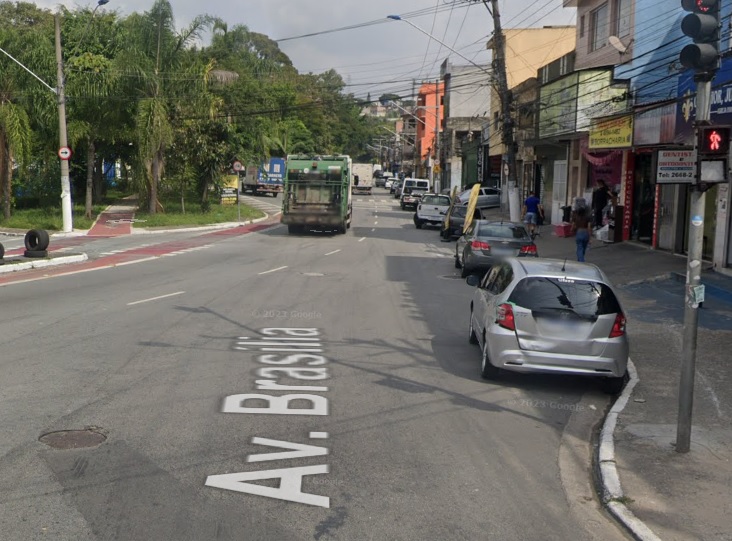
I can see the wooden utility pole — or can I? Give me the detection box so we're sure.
[486,0,519,219]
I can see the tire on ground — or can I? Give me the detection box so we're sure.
[0,242,4,259]
[24,249,48,258]
[25,229,50,251]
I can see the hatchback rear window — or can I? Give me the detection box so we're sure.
[508,277,621,317]
[477,224,529,239]
[422,195,450,205]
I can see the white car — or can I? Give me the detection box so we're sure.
[458,186,501,209]
[414,194,451,229]
[384,177,398,190]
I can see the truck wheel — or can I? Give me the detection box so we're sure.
[287,225,302,234]
[0,242,4,259]
[415,219,423,229]
[25,229,50,251]
[339,221,347,234]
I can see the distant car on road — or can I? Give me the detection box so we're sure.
[385,177,398,191]
[393,180,404,198]
[455,220,537,278]
[400,189,427,211]
[414,193,451,228]
[466,257,629,393]
[458,186,501,209]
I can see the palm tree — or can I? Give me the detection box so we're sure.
[115,0,212,213]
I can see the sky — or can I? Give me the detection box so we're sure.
[35,0,576,101]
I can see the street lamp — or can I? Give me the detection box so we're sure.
[0,0,111,232]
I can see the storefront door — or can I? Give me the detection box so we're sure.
[633,154,656,244]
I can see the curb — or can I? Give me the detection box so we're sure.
[130,213,276,235]
[0,254,88,275]
[597,359,663,541]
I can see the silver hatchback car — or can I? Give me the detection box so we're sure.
[467,258,629,393]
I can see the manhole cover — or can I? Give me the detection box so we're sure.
[39,429,106,449]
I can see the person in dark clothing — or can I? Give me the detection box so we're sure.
[591,179,611,229]
[522,192,544,237]
[571,206,591,262]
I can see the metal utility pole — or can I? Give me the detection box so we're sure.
[675,0,723,454]
[434,79,440,192]
[676,78,710,454]
[55,13,73,232]
[486,0,520,220]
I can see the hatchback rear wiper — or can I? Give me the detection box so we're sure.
[532,306,597,322]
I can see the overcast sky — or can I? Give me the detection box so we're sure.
[36,0,576,100]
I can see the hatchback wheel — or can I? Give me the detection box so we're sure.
[468,312,478,344]
[480,338,500,379]
[601,371,629,394]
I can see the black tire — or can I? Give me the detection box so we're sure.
[287,224,302,234]
[0,242,4,259]
[24,249,48,258]
[25,229,50,251]
[338,221,347,234]
[480,338,500,379]
[469,312,478,344]
[454,255,461,269]
[461,265,470,278]
[602,371,629,394]
[415,220,423,229]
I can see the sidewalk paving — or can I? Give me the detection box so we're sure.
[485,209,732,541]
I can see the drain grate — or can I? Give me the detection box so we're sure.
[39,428,106,450]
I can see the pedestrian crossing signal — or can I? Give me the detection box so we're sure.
[698,126,730,156]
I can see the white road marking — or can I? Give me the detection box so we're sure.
[259,266,288,275]
[374,221,378,225]
[324,250,341,256]
[127,291,186,306]
[116,257,159,266]
[358,237,366,242]
[371,228,376,232]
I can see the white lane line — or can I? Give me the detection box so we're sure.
[116,257,159,266]
[324,250,341,256]
[359,237,366,242]
[374,221,379,225]
[127,291,186,306]
[259,265,288,275]
[371,228,376,232]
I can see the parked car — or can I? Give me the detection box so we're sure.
[440,204,485,240]
[466,257,629,393]
[458,186,501,209]
[455,220,537,278]
[401,189,427,211]
[374,172,386,188]
[385,177,398,190]
[414,193,451,228]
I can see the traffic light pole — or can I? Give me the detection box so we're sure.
[676,77,710,454]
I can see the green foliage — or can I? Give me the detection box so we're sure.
[0,0,384,220]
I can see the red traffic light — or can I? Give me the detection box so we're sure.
[698,126,731,155]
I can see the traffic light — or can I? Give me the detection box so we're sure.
[679,0,721,73]
[698,126,731,156]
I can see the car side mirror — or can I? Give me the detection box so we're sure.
[466,275,481,287]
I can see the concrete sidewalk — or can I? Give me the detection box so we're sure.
[485,209,732,541]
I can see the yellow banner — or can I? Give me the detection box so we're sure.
[589,115,633,149]
[463,183,482,234]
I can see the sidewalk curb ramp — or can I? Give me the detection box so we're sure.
[598,359,663,541]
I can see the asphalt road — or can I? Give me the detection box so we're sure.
[0,192,630,540]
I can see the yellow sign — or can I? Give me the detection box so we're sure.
[463,183,482,234]
[589,115,634,149]
[434,164,441,174]
[220,174,240,205]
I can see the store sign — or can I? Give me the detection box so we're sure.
[589,115,634,149]
[657,150,697,184]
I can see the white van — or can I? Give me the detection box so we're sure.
[401,178,430,195]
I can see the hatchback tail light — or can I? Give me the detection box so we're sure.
[496,303,515,331]
[609,313,626,338]
[520,244,538,255]
[471,240,491,251]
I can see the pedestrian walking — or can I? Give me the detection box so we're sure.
[571,206,591,262]
[591,179,612,229]
[522,191,544,238]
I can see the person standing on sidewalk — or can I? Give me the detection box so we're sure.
[571,206,591,262]
[522,191,543,238]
